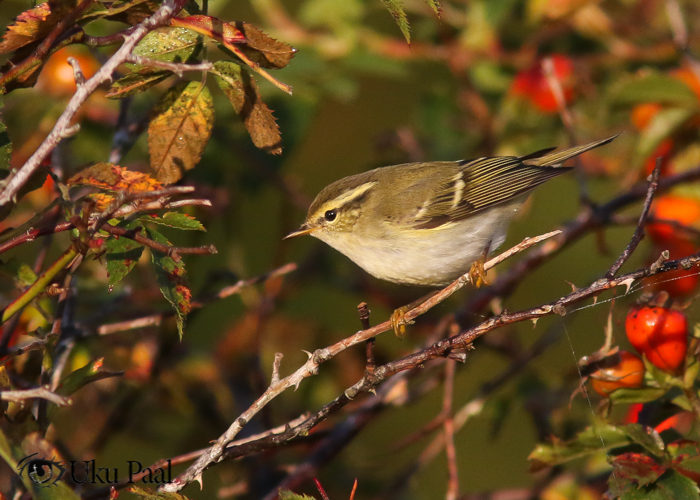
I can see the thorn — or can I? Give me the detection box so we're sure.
[195,474,204,490]
[565,280,579,292]
[531,318,539,327]
[302,349,312,359]
[618,277,635,294]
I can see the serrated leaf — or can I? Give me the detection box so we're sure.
[68,163,163,192]
[148,81,214,184]
[279,491,317,500]
[106,69,171,99]
[610,387,667,404]
[0,96,12,171]
[146,228,191,338]
[623,424,666,457]
[79,0,156,22]
[234,22,296,69]
[132,26,202,64]
[129,486,191,500]
[529,424,631,471]
[212,61,282,154]
[105,223,145,285]
[140,212,205,231]
[617,470,700,500]
[614,73,699,106]
[381,0,410,43]
[423,0,442,16]
[0,1,76,55]
[612,452,666,487]
[16,264,37,287]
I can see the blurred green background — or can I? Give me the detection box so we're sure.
[2,0,700,498]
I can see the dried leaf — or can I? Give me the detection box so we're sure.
[234,22,296,69]
[146,227,191,338]
[140,212,205,231]
[132,26,202,64]
[67,163,163,193]
[80,0,157,22]
[213,61,282,154]
[148,81,214,184]
[55,358,121,397]
[0,2,74,55]
[106,69,171,99]
[380,0,411,44]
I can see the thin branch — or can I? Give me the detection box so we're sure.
[0,0,189,207]
[443,360,458,500]
[125,54,213,76]
[1,387,71,406]
[0,222,73,255]
[100,224,217,258]
[95,263,298,335]
[605,157,662,279]
[159,230,561,492]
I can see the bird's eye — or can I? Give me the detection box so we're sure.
[324,210,337,222]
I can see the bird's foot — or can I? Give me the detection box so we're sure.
[390,305,414,339]
[468,257,489,288]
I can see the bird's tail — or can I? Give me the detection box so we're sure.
[527,134,619,168]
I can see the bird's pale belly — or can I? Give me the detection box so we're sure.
[315,201,522,286]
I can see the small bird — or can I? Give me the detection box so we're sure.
[286,136,616,334]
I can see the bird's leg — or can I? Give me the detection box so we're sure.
[468,244,491,288]
[390,290,440,339]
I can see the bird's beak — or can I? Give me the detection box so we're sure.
[284,224,320,240]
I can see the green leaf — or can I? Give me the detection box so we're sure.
[423,0,441,16]
[129,486,191,499]
[212,61,282,154]
[146,227,191,338]
[132,27,202,64]
[617,470,700,500]
[105,223,145,286]
[614,73,700,106]
[140,212,205,231]
[106,69,170,99]
[529,424,631,471]
[622,423,666,457]
[279,491,317,500]
[55,358,120,397]
[380,0,410,43]
[609,387,667,404]
[148,81,214,184]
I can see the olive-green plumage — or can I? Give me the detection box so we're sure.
[287,136,616,286]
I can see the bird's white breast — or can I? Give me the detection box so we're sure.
[314,199,523,286]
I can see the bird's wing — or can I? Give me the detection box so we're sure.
[411,155,570,229]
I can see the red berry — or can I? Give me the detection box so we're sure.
[625,307,688,373]
[589,351,645,396]
[510,54,574,113]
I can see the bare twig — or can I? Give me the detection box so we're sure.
[605,157,662,279]
[0,222,73,255]
[125,54,213,76]
[443,360,458,500]
[96,263,298,335]
[1,387,71,406]
[0,0,189,207]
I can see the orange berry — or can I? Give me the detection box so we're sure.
[37,46,99,97]
[647,196,700,245]
[589,351,645,396]
[625,306,688,373]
